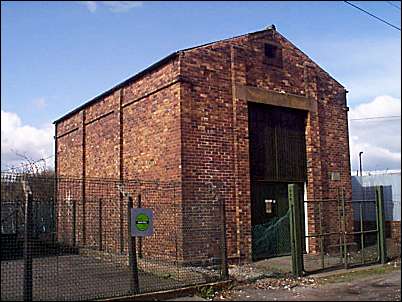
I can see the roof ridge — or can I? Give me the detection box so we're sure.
[178,28,270,52]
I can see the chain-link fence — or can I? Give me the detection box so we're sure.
[252,209,291,260]
[1,172,228,301]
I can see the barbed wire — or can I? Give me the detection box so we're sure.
[1,155,55,173]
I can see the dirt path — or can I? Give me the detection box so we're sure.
[214,269,401,301]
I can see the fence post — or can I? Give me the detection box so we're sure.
[120,192,124,254]
[288,184,303,277]
[318,201,324,270]
[341,188,348,269]
[337,188,343,265]
[72,200,77,247]
[22,180,33,301]
[99,199,103,251]
[127,195,140,294]
[359,201,365,264]
[376,186,387,264]
[52,176,58,245]
[219,197,229,280]
[137,194,142,259]
[15,202,19,234]
[82,179,86,246]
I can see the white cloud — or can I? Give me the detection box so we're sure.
[81,1,142,13]
[348,96,401,172]
[1,110,54,171]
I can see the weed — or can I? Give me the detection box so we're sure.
[197,285,216,300]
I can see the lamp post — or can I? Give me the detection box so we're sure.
[359,151,363,177]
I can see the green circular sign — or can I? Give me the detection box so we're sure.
[135,213,150,231]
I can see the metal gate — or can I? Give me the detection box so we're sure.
[288,184,388,276]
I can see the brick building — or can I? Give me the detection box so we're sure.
[54,26,352,262]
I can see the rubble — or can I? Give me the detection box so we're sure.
[228,264,284,283]
[252,275,319,290]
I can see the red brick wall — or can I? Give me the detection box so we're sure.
[122,83,181,180]
[180,42,240,261]
[387,221,401,243]
[56,112,84,178]
[55,58,184,259]
[180,29,352,261]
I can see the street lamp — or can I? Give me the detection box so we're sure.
[359,151,363,177]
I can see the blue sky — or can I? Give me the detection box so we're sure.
[1,1,401,172]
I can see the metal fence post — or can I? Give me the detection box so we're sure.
[341,188,348,269]
[82,179,86,246]
[99,199,103,251]
[53,176,58,245]
[137,194,142,259]
[72,200,77,247]
[318,201,324,270]
[288,184,303,277]
[120,192,124,254]
[127,195,140,294]
[337,188,343,265]
[359,201,365,264]
[219,197,229,280]
[376,186,387,264]
[15,202,19,235]
[22,180,33,301]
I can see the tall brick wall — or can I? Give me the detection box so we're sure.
[179,29,352,261]
[180,42,239,261]
[55,58,185,259]
[55,27,352,263]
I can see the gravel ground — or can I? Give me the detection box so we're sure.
[213,270,400,301]
[171,260,401,301]
[212,262,401,301]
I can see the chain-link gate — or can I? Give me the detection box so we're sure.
[1,173,228,301]
[288,184,388,276]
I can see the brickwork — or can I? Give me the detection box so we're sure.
[55,27,352,263]
[55,58,184,259]
[386,221,401,244]
[179,29,352,260]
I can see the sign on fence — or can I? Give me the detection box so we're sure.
[130,208,153,237]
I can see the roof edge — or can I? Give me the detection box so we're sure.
[179,28,269,52]
[53,51,179,124]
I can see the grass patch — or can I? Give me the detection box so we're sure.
[317,262,401,285]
